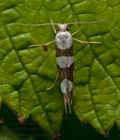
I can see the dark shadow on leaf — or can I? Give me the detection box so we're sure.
[0,103,49,140]
[60,112,120,140]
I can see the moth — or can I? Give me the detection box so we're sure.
[15,20,102,114]
[50,23,101,114]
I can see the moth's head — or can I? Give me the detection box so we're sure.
[57,24,69,32]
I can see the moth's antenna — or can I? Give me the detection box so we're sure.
[9,20,105,27]
[68,20,105,25]
[9,22,59,27]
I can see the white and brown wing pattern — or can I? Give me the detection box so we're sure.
[55,24,74,114]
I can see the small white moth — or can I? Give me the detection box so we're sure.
[54,23,101,113]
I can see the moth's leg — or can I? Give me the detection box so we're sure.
[72,27,101,44]
[72,20,105,36]
[68,102,72,114]
[28,40,55,51]
[42,40,55,51]
[64,96,68,114]
[47,73,59,90]
[49,19,57,34]
[72,26,83,36]
[73,37,101,44]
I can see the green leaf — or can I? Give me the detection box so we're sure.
[0,0,120,137]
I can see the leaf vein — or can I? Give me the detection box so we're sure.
[2,23,53,131]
